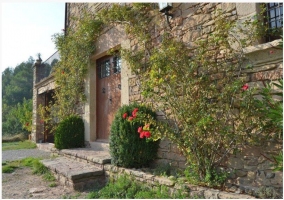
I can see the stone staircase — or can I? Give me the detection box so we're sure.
[38,143,111,190]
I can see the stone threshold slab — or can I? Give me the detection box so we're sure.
[41,157,104,181]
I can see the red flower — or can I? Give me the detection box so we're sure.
[128,116,134,121]
[138,126,143,133]
[144,131,151,138]
[241,83,249,91]
[122,113,128,119]
[25,122,29,126]
[132,108,138,118]
[140,131,145,138]
[62,71,65,74]
[139,131,151,139]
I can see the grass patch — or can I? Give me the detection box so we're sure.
[2,160,22,173]
[2,140,37,151]
[2,165,19,173]
[86,174,189,199]
[2,157,56,186]
[49,182,57,187]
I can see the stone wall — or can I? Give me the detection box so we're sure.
[124,2,283,196]
[104,164,257,199]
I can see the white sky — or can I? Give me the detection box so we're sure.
[0,1,65,73]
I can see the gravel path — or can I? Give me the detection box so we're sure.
[2,149,51,162]
[2,148,90,198]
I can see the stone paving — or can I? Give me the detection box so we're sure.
[38,143,110,190]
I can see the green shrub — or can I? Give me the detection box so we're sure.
[54,115,85,149]
[110,103,159,168]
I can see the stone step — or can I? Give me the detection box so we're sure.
[41,156,106,190]
[59,148,111,168]
[89,141,110,151]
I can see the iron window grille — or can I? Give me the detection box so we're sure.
[266,3,283,41]
[98,59,110,78]
[113,56,121,74]
[267,3,283,29]
[98,56,121,79]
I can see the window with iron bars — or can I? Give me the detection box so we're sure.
[266,3,283,42]
[97,56,121,79]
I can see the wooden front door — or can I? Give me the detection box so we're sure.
[96,56,121,140]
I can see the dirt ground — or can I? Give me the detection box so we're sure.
[2,167,90,199]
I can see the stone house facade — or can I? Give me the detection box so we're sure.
[32,2,283,195]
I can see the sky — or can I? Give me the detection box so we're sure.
[0,1,65,73]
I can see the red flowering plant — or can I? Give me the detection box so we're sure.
[110,103,160,168]
[122,107,158,141]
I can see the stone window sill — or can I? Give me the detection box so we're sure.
[243,39,282,54]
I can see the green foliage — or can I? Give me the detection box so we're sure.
[54,115,85,150]
[2,157,41,174]
[29,159,48,175]
[43,171,56,182]
[2,165,18,173]
[47,10,103,127]
[2,57,34,136]
[2,57,34,106]
[2,98,33,137]
[152,163,172,177]
[272,151,283,172]
[2,103,26,136]
[120,7,266,180]
[2,140,36,151]
[110,103,159,168]
[254,79,283,139]
[86,174,188,199]
[184,164,228,187]
[21,157,38,167]
[14,98,33,132]
[48,182,57,187]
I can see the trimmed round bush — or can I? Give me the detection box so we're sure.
[110,103,160,168]
[54,115,85,149]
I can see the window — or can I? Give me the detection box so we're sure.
[267,3,283,29]
[98,59,110,78]
[113,56,121,74]
[97,56,121,78]
[266,3,283,41]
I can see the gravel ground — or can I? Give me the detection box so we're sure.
[2,167,89,199]
[2,149,51,162]
[2,149,90,199]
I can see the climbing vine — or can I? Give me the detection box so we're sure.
[39,9,103,132]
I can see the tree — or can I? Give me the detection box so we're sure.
[2,57,34,106]
[2,57,34,136]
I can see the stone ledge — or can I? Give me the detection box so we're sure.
[243,39,282,54]
[104,164,256,199]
